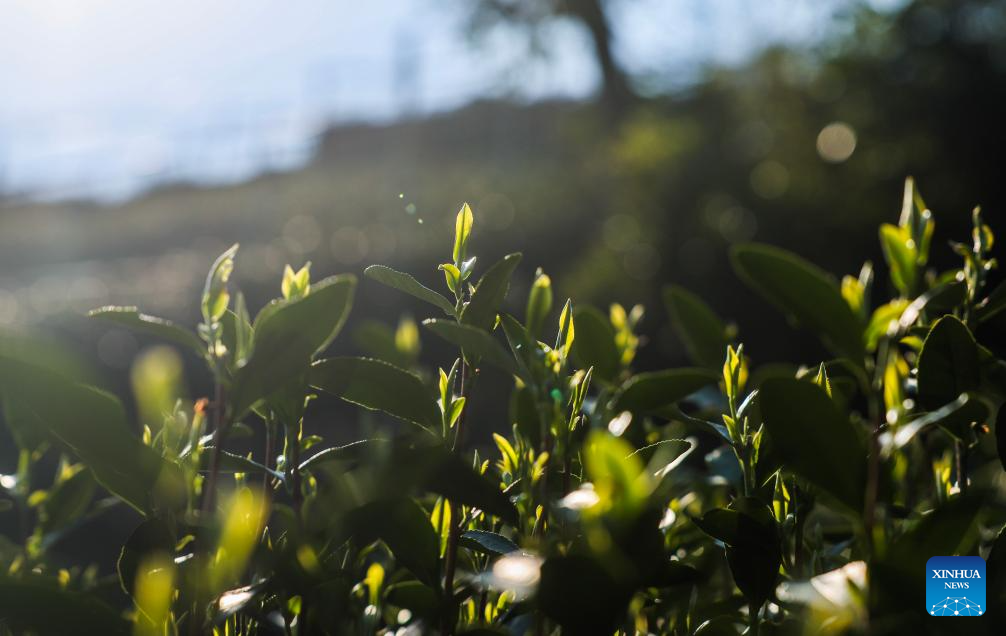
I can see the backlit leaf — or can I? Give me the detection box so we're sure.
[663,285,729,369]
[571,305,621,383]
[0,577,130,635]
[732,243,864,362]
[230,274,355,416]
[347,497,439,587]
[461,253,522,330]
[916,315,980,411]
[423,319,519,376]
[758,378,866,514]
[364,265,456,317]
[88,306,205,355]
[611,368,717,414]
[0,357,185,514]
[460,530,519,556]
[310,357,440,434]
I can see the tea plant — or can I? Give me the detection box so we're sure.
[0,178,1004,635]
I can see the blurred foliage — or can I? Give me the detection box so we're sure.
[0,181,1004,634]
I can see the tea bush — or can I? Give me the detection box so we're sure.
[1,179,1004,635]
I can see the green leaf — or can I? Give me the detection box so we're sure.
[916,315,980,411]
[299,439,388,472]
[0,357,185,514]
[726,499,780,610]
[389,445,518,526]
[663,285,729,369]
[202,243,239,324]
[611,368,718,414]
[878,224,917,296]
[199,448,286,481]
[39,465,97,535]
[693,617,746,636]
[863,300,909,351]
[347,497,439,587]
[977,281,1006,323]
[422,319,519,376]
[88,306,205,355]
[458,256,477,282]
[571,305,621,383]
[431,496,452,557]
[633,439,696,485]
[461,253,522,330]
[352,321,399,361]
[281,263,311,300]
[310,357,440,434]
[692,508,744,545]
[220,301,254,367]
[875,497,983,609]
[499,313,537,379]
[230,274,355,417]
[758,378,866,514]
[693,498,780,609]
[117,516,176,596]
[365,265,456,317]
[460,530,519,556]
[731,243,865,362]
[525,269,553,338]
[453,202,475,264]
[439,263,461,294]
[888,393,990,450]
[557,298,575,358]
[893,281,967,335]
[1,392,48,452]
[447,397,466,428]
[664,405,732,443]
[0,333,97,450]
[509,382,543,449]
[0,577,131,635]
[921,279,968,316]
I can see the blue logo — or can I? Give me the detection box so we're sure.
[926,556,986,616]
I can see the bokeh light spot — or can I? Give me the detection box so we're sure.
[816,122,857,163]
[750,160,790,199]
[330,226,370,264]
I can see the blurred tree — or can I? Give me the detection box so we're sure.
[465,0,634,112]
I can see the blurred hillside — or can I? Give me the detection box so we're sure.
[0,0,1004,374]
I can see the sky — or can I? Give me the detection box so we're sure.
[0,0,853,201]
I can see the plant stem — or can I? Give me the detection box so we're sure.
[955,439,967,494]
[442,358,470,635]
[201,378,228,514]
[287,414,310,634]
[539,403,554,536]
[450,359,469,452]
[863,423,881,556]
[15,449,31,546]
[863,341,887,557]
[260,415,274,493]
[289,421,303,517]
[749,602,760,636]
[793,480,806,577]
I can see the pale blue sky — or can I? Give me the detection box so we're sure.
[0,0,856,200]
